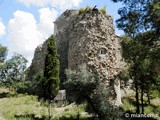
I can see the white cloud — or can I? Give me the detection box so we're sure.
[37,7,57,39]
[17,0,83,10]
[7,8,57,65]
[0,19,6,37]
[8,11,42,65]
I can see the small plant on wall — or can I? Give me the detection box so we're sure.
[100,7,107,15]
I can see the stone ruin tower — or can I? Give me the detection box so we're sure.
[28,8,123,106]
[54,9,123,105]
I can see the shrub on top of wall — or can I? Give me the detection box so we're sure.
[78,6,107,15]
[100,7,107,15]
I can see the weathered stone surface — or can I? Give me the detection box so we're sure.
[68,11,119,82]
[54,10,79,83]
[29,9,124,105]
[27,41,47,80]
[54,9,123,105]
[54,90,66,102]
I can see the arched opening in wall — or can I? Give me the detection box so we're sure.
[99,47,107,55]
[102,63,106,68]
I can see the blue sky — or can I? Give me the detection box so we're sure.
[0,0,123,65]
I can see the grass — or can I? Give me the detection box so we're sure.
[0,93,48,120]
[1,87,159,120]
[122,94,160,120]
[52,102,89,120]
[122,97,136,112]
[0,87,90,120]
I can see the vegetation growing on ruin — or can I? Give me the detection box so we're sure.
[78,8,85,15]
[78,6,107,15]
[65,64,122,120]
[78,7,92,15]
[100,7,107,15]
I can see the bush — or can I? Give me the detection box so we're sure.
[64,64,123,120]
[17,70,44,96]
[78,8,85,15]
[64,64,98,103]
[78,6,93,15]
[100,7,107,15]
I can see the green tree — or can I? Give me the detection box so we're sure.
[146,0,160,39]
[65,64,122,120]
[0,44,8,86]
[0,53,28,90]
[112,0,160,113]
[0,44,7,64]
[120,36,157,113]
[20,70,44,95]
[40,35,60,119]
[65,64,98,103]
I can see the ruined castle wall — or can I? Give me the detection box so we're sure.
[54,10,79,83]
[67,10,121,85]
[28,9,123,105]
[54,10,78,35]
[54,10,123,105]
[54,10,123,85]
[27,41,47,80]
[28,10,123,85]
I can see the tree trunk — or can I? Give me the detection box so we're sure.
[48,100,51,120]
[135,80,140,113]
[114,79,122,106]
[147,91,150,105]
[140,84,144,114]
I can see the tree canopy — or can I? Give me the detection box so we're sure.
[39,35,60,119]
[41,35,60,101]
[0,53,28,89]
[112,0,160,113]
[0,44,8,63]
[65,64,121,120]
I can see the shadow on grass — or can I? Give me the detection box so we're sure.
[0,92,9,98]
[59,116,94,120]
[15,114,95,120]
[15,114,48,120]
[0,92,18,98]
